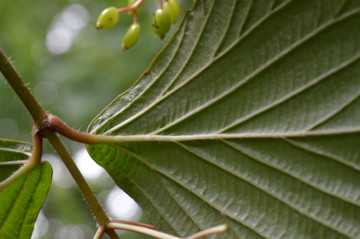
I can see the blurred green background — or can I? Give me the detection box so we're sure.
[0,0,192,238]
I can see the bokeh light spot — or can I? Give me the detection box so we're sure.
[106,187,142,221]
[43,154,74,188]
[46,27,73,54]
[62,4,89,30]
[45,4,89,55]
[75,147,105,180]
[31,211,49,239]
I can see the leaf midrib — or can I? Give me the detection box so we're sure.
[94,128,360,144]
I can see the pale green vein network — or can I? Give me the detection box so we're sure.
[99,142,351,238]
[89,144,184,236]
[102,143,267,238]
[89,18,188,134]
[87,0,360,238]
[96,0,294,135]
[94,2,360,137]
[178,140,359,237]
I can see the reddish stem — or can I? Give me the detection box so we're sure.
[118,0,145,13]
[111,220,155,229]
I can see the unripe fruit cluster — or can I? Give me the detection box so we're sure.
[152,0,180,39]
[96,0,180,50]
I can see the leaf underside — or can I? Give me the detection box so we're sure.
[0,140,52,239]
[88,0,360,238]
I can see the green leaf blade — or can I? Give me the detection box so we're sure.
[0,154,52,239]
[88,0,360,238]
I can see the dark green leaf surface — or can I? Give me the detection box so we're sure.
[0,139,32,182]
[88,0,360,238]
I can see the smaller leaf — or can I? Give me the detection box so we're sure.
[0,163,52,239]
[0,139,52,239]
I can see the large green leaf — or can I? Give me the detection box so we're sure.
[0,140,52,239]
[87,0,360,238]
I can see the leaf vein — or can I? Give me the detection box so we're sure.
[150,51,360,135]
[89,19,187,134]
[220,52,360,133]
[102,0,292,135]
[154,173,208,235]
[306,92,360,131]
[100,144,195,235]
[158,175,248,239]
[110,143,268,238]
[285,138,360,171]
[19,168,43,237]
[159,0,217,96]
[115,4,360,137]
[283,138,360,205]
[224,138,360,213]
[177,141,354,238]
[212,0,238,58]
[0,172,30,236]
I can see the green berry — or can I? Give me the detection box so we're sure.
[122,23,141,50]
[96,7,119,29]
[163,0,179,23]
[152,9,171,39]
[127,0,140,16]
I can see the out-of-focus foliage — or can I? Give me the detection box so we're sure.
[0,0,192,142]
[0,0,192,238]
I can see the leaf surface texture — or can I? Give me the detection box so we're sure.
[88,0,360,238]
[0,139,52,239]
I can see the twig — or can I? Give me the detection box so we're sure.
[106,222,228,239]
[45,131,120,239]
[0,49,120,239]
[0,50,46,127]
[186,224,228,239]
[118,0,145,13]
